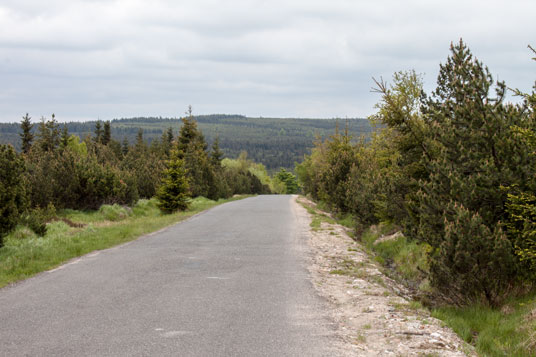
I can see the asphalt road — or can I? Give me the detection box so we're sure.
[0,195,337,356]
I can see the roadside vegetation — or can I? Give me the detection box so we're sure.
[0,106,299,287]
[0,196,247,288]
[297,40,536,356]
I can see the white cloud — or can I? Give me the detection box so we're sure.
[0,0,534,121]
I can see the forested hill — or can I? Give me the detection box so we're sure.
[0,115,372,170]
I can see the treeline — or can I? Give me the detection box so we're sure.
[297,40,536,306]
[0,109,302,247]
[0,115,372,171]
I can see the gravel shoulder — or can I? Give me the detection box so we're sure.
[293,196,475,356]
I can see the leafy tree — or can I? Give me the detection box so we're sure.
[157,149,190,213]
[369,71,429,231]
[0,145,28,245]
[19,113,34,154]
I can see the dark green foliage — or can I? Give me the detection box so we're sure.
[19,113,33,154]
[36,115,60,152]
[298,40,536,306]
[26,142,137,210]
[296,128,355,212]
[94,121,103,143]
[60,125,69,149]
[102,121,111,145]
[210,136,224,168]
[0,145,28,245]
[120,148,164,199]
[370,71,429,231]
[0,115,372,170]
[20,204,56,237]
[157,149,190,213]
[275,168,299,194]
[177,113,217,199]
[121,137,129,156]
[431,203,515,306]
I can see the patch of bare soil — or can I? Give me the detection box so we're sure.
[293,196,474,356]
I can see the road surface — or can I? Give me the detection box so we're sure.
[0,195,338,356]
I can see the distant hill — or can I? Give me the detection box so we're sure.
[0,115,373,171]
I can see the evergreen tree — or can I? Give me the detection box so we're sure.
[157,149,190,213]
[60,125,69,149]
[102,121,111,145]
[19,113,34,154]
[177,109,215,198]
[276,168,299,194]
[94,121,103,143]
[417,40,528,305]
[161,127,174,157]
[210,136,224,168]
[135,128,146,153]
[0,145,28,246]
[37,115,60,152]
[121,137,129,156]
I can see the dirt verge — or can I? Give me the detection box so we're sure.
[293,196,475,356]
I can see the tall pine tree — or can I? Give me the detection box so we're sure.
[20,113,34,154]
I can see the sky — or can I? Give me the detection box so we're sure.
[0,0,534,122]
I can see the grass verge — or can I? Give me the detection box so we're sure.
[0,195,249,288]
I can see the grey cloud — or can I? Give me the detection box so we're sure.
[0,0,535,121]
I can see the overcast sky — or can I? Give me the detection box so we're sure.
[0,0,534,122]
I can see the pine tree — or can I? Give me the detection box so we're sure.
[177,109,214,198]
[37,115,60,152]
[60,125,69,149]
[276,168,299,194]
[121,137,129,156]
[210,136,224,168]
[417,40,527,305]
[102,121,111,145]
[0,145,28,246]
[19,113,34,154]
[157,149,190,213]
[94,121,103,143]
[135,128,146,153]
[161,127,174,157]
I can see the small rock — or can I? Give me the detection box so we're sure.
[365,305,375,312]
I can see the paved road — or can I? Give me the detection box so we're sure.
[0,195,337,356]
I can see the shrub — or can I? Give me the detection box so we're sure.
[0,145,28,246]
[430,203,516,306]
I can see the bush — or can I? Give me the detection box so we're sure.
[430,203,516,306]
[0,145,28,246]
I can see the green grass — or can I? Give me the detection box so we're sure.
[359,223,429,283]
[0,196,249,288]
[432,294,536,356]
